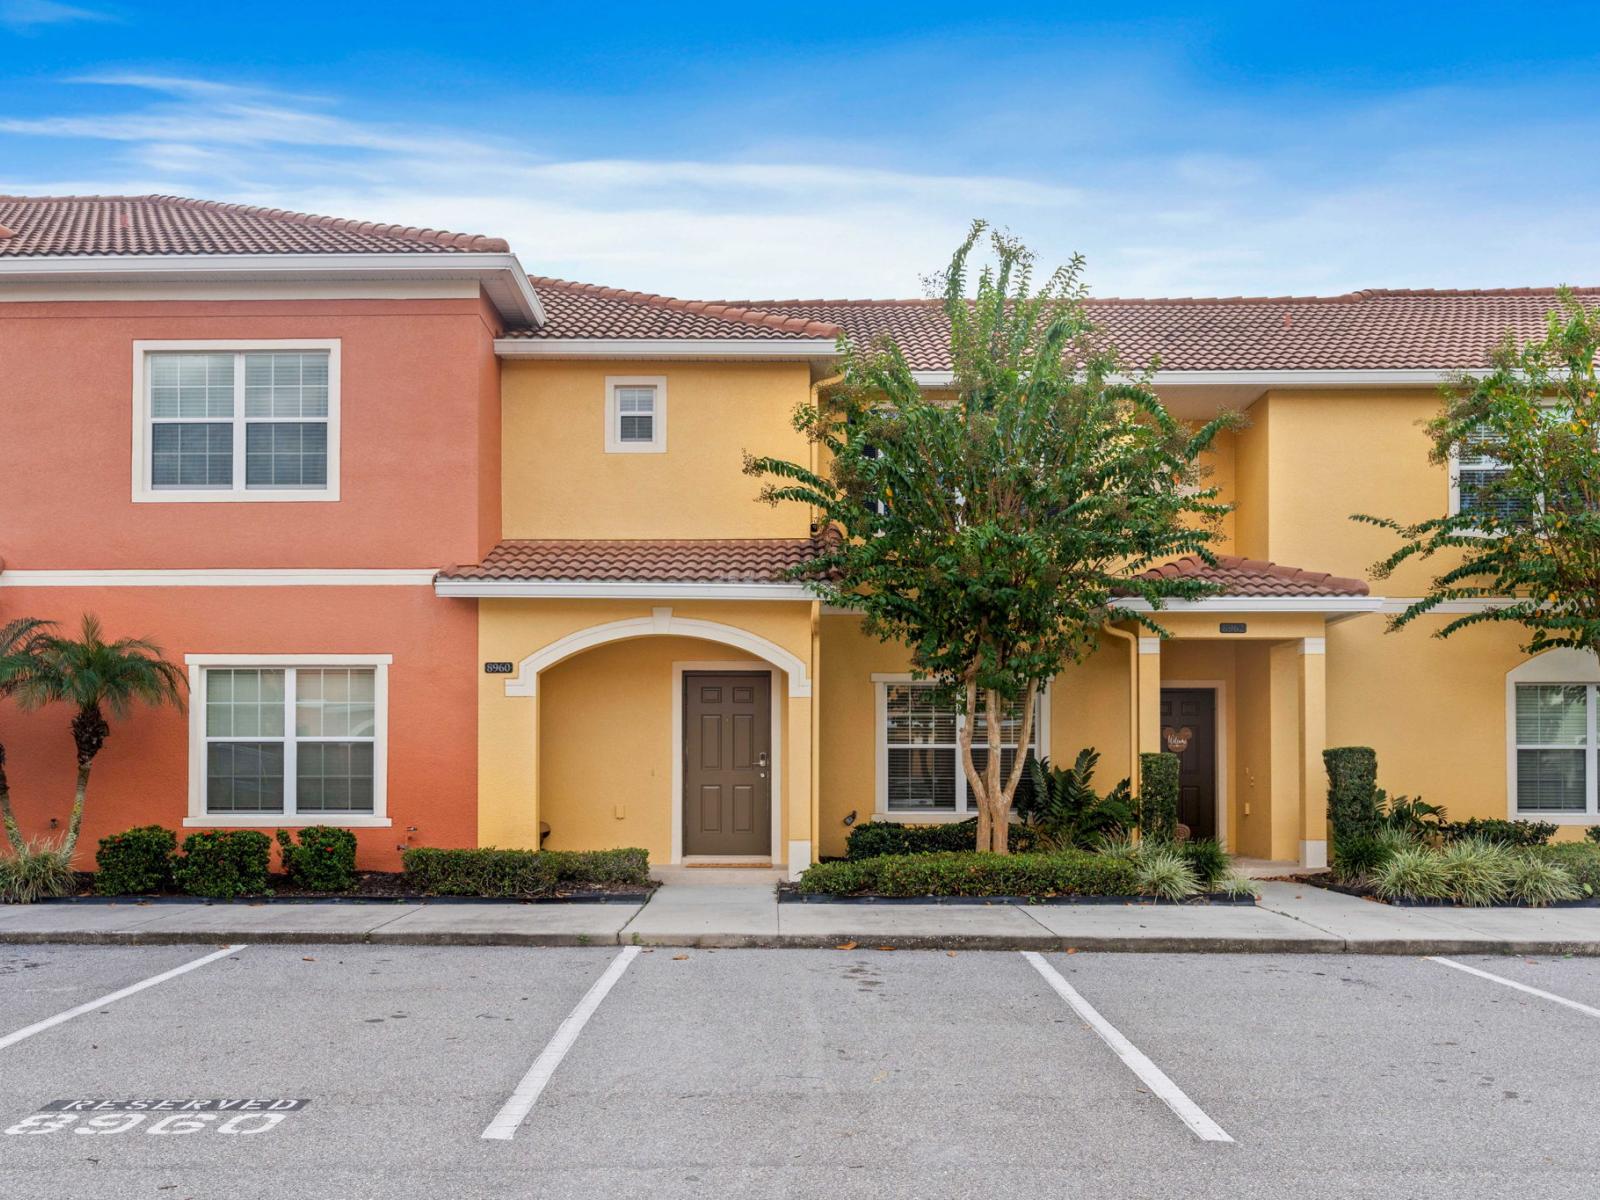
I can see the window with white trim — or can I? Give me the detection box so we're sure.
[135,342,339,501]
[193,659,388,823]
[877,680,1045,815]
[1454,426,1520,523]
[1507,649,1600,823]
[605,376,667,453]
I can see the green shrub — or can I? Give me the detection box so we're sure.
[1138,753,1179,842]
[94,825,176,895]
[1438,838,1513,906]
[173,830,271,899]
[1371,846,1451,902]
[401,847,558,897]
[1532,842,1600,897]
[797,849,1139,898]
[1217,872,1260,900]
[0,838,76,903]
[1134,847,1200,901]
[1505,853,1581,907]
[543,848,651,886]
[1324,746,1380,844]
[1438,818,1556,847]
[1379,791,1446,837]
[275,827,357,892]
[1016,749,1135,850]
[1331,828,1412,885]
[844,819,1037,860]
[1587,826,1600,845]
[1174,838,1229,889]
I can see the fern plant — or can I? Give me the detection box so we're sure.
[1016,748,1136,850]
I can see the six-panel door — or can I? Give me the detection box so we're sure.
[683,673,772,856]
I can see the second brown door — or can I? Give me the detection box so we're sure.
[683,672,771,857]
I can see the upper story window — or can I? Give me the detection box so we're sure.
[1453,426,1519,523]
[605,376,667,453]
[133,340,341,502]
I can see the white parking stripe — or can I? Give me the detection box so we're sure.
[0,944,247,1052]
[1022,951,1234,1143]
[1428,956,1600,1020]
[482,945,640,1141]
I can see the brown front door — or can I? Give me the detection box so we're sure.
[683,672,771,857]
[1159,688,1217,842]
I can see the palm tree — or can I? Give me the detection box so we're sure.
[0,617,54,852]
[14,616,186,858]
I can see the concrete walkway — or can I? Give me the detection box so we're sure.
[2,876,1599,953]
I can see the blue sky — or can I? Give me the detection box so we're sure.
[3,1,1599,298]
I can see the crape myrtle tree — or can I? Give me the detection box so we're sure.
[1357,292,1600,656]
[745,222,1237,853]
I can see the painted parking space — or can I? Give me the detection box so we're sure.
[1035,952,1600,1189]
[1434,953,1600,1014]
[0,944,236,1034]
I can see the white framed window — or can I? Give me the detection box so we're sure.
[872,674,1049,821]
[1507,649,1600,824]
[132,340,341,502]
[184,654,390,827]
[605,375,667,453]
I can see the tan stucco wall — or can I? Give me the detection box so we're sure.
[499,360,815,540]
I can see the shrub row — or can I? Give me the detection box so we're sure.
[1437,817,1557,847]
[399,846,650,896]
[797,849,1140,898]
[95,826,357,898]
[1369,839,1591,907]
[844,818,1038,861]
[1138,752,1179,842]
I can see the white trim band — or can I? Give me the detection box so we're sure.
[435,579,814,600]
[495,337,839,360]
[2,569,438,588]
[1115,596,1382,614]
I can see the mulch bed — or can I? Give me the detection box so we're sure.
[50,871,656,905]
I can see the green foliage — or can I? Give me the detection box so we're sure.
[1138,752,1179,842]
[1173,838,1229,889]
[275,827,357,893]
[797,849,1140,898]
[1371,846,1452,902]
[173,830,271,899]
[745,222,1236,849]
[94,825,175,895]
[1331,828,1413,885]
[0,837,76,903]
[1533,842,1600,896]
[543,848,652,886]
[1217,873,1261,900]
[844,819,1038,861]
[1133,847,1201,901]
[1588,826,1600,844]
[1017,749,1135,850]
[1438,817,1556,847]
[1505,853,1581,906]
[1356,292,1600,656]
[401,847,558,896]
[0,616,56,852]
[1379,791,1446,836]
[1324,747,1380,844]
[1439,838,1514,906]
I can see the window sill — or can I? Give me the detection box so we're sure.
[184,815,391,828]
[871,811,976,824]
[136,489,340,504]
[1512,813,1599,826]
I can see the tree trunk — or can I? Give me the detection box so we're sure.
[959,675,989,852]
[994,680,1039,853]
[63,704,109,859]
[0,741,23,854]
[982,687,1005,853]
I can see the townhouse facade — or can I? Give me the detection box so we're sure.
[2,195,1594,875]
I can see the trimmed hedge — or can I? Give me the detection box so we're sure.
[1324,746,1380,844]
[401,846,651,896]
[1138,753,1179,842]
[844,818,1038,861]
[1535,842,1600,897]
[797,849,1140,898]
[1438,818,1556,847]
[173,830,272,899]
[94,825,176,896]
[276,826,358,892]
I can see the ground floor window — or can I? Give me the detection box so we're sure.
[186,655,390,826]
[874,676,1047,817]
[1508,649,1600,823]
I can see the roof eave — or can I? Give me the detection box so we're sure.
[434,578,817,600]
[911,368,1462,390]
[1112,596,1380,613]
[494,336,841,361]
[0,251,546,329]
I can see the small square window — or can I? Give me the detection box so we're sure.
[605,377,667,453]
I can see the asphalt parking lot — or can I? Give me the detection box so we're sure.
[2,945,1598,1199]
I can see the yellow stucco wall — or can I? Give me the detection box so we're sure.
[499,360,815,540]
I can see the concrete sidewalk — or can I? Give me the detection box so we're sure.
[2,876,1598,952]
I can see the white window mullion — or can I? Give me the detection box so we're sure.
[283,667,299,816]
[1589,684,1598,817]
[230,354,247,495]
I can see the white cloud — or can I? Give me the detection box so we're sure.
[0,0,112,29]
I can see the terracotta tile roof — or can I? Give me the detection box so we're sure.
[1130,554,1369,597]
[505,277,843,342]
[0,194,510,257]
[718,289,1600,373]
[439,536,832,584]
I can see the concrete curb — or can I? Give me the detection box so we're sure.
[6,928,1600,954]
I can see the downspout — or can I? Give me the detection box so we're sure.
[1101,624,1141,800]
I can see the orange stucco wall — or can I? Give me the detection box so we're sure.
[0,296,503,570]
[0,586,478,870]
